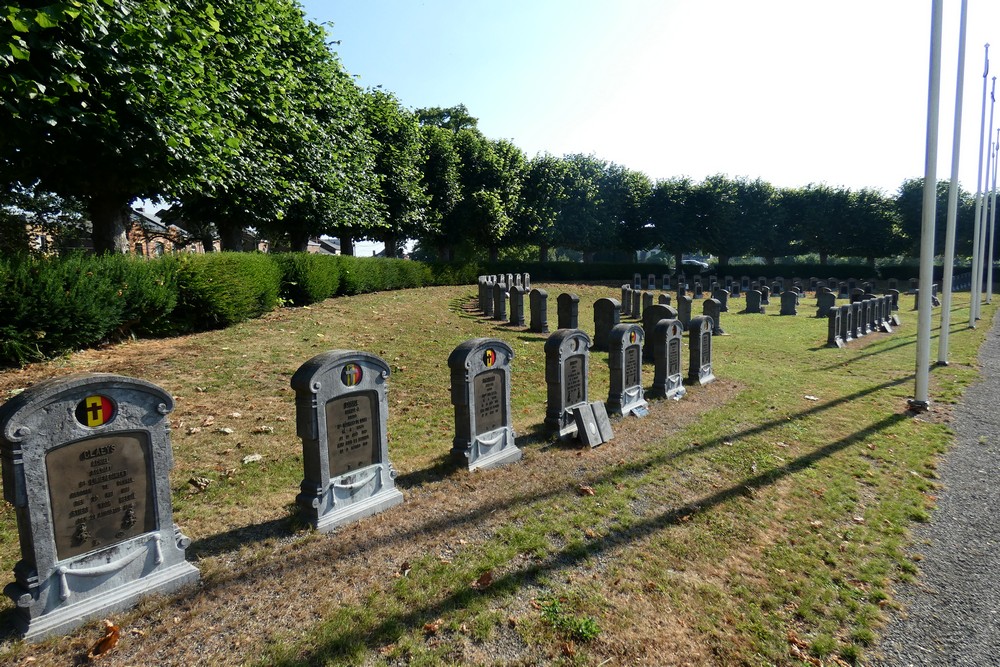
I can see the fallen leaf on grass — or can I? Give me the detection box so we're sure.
[241,454,263,465]
[584,528,597,539]
[561,641,576,657]
[470,570,494,590]
[251,425,274,434]
[128,628,146,637]
[86,619,120,661]
[852,516,866,524]
[423,618,444,635]
[186,427,202,435]
[804,395,819,401]
[217,427,234,435]
[227,412,243,419]
[809,520,823,529]
[577,485,595,496]
[201,416,216,426]
[188,476,212,492]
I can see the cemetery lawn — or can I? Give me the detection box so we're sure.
[0,284,993,666]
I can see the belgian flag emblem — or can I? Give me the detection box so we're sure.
[341,363,363,387]
[482,349,497,367]
[75,395,115,427]
[629,330,637,345]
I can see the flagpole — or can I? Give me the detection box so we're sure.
[970,45,990,328]
[911,0,943,412]
[975,76,997,320]
[988,131,999,303]
[938,0,969,365]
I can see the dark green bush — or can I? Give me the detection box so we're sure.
[100,254,180,337]
[275,253,341,306]
[169,253,281,332]
[0,254,124,365]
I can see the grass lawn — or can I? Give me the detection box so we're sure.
[0,283,993,666]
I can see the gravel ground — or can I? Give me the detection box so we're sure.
[873,307,1000,666]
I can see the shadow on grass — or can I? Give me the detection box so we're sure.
[267,410,909,666]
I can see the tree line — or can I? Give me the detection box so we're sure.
[0,1,983,266]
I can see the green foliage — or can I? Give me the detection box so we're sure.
[170,253,282,332]
[274,253,341,306]
[100,254,179,337]
[538,597,601,641]
[336,256,432,295]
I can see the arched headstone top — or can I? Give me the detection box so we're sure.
[448,338,515,373]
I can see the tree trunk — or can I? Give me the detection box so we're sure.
[436,246,447,262]
[341,233,354,256]
[217,221,244,251]
[201,233,216,252]
[289,231,309,253]
[488,246,499,263]
[88,194,130,254]
[674,251,683,273]
[383,232,398,259]
[538,242,549,263]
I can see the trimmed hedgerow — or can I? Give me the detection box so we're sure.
[102,254,180,338]
[274,253,342,306]
[169,253,282,332]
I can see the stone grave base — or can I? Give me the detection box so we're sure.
[312,486,404,534]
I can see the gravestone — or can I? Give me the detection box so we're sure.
[593,297,621,352]
[607,324,649,417]
[544,329,594,440]
[481,279,495,317]
[292,351,404,533]
[514,273,523,289]
[881,296,895,331]
[0,373,199,641]
[827,308,845,348]
[850,288,865,304]
[642,291,654,313]
[631,289,642,319]
[686,316,716,386]
[557,292,580,329]
[529,288,549,333]
[741,275,751,291]
[648,273,657,290]
[888,288,900,311]
[642,304,677,361]
[771,281,782,296]
[658,293,672,306]
[758,276,768,290]
[743,289,765,314]
[448,339,521,470]
[850,302,863,338]
[724,275,734,291]
[572,401,614,448]
[677,294,693,328]
[523,273,531,290]
[477,277,487,313]
[621,285,631,317]
[816,291,837,318]
[703,298,725,335]
[779,290,798,316]
[633,273,642,290]
[651,319,687,400]
[492,282,508,322]
[693,281,703,299]
[662,274,672,291]
[838,282,849,298]
[712,288,730,312]
[678,273,687,290]
[908,278,918,294]
[760,285,771,305]
[848,278,858,292]
[508,286,525,327]
[809,277,818,291]
[676,283,687,299]
[839,304,853,343]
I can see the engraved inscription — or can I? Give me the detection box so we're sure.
[624,345,640,388]
[47,433,155,561]
[326,391,378,477]
[474,369,506,436]
[701,331,712,368]
[668,338,681,376]
[563,355,586,408]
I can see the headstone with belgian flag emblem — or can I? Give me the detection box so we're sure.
[448,338,521,471]
[0,372,199,641]
[607,323,649,417]
[291,350,404,533]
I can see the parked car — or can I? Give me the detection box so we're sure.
[681,258,710,270]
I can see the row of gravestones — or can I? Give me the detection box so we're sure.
[825,294,902,348]
[0,297,717,641]
[631,273,920,295]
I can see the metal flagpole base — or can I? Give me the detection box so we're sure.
[907,399,931,413]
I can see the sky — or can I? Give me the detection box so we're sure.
[301,0,1000,200]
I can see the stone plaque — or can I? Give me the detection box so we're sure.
[625,345,640,387]
[669,337,681,375]
[592,401,614,442]
[325,391,377,477]
[474,369,506,436]
[564,355,585,407]
[573,404,602,448]
[293,351,403,533]
[48,433,155,561]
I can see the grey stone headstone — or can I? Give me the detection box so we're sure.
[514,273,523,289]
[838,282,849,298]
[908,278,918,294]
[523,273,531,290]
[686,316,716,386]
[631,289,642,319]
[779,290,798,316]
[651,318,687,400]
[448,339,521,470]
[888,278,898,291]
[744,289,765,314]
[760,285,771,305]
[633,273,642,289]
[862,299,874,334]
[703,298,724,335]
[850,288,865,304]
[827,309,845,348]
[677,294,693,328]
[492,282,508,322]
[693,281,703,299]
[771,281,782,296]
[506,274,515,290]
[642,304,677,361]
[662,274,672,291]
[848,278,858,291]
[0,373,199,641]
[741,275,751,291]
[712,288,730,312]
[529,288,549,333]
[809,277,818,291]
[816,291,837,318]
[545,329,592,439]
[481,280,495,317]
[292,351,404,533]
[572,404,603,448]
[621,285,631,317]
[642,291,654,313]
[557,292,580,329]
[593,298,621,352]
[839,304,853,342]
[508,285,525,327]
[591,401,614,443]
[851,302,864,338]
[888,288,900,311]
[607,323,648,417]
[647,273,657,290]
[658,293,672,306]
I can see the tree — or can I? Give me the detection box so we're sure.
[517,154,571,262]
[842,188,905,266]
[360,89,428,258]
[415,104,479,133]
[0,182,88,255]
[782,184,852,264]
[416,125,462,260]
[691,174,753,268]
[648,177,700,269]
[895,178,976,256]
[601,163,652,259]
